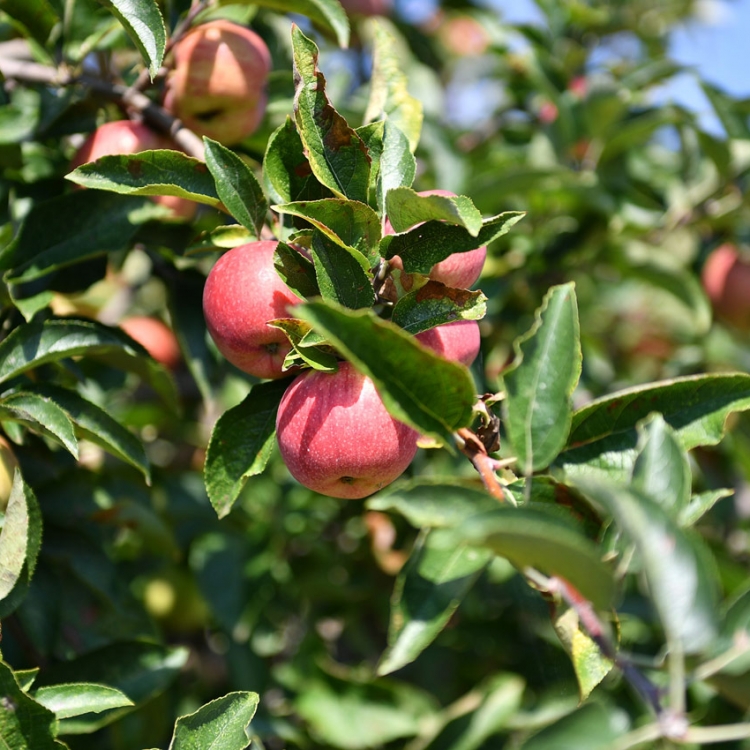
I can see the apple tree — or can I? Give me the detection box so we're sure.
[2,0,750,748]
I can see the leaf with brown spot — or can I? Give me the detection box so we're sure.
[392,282,487,335]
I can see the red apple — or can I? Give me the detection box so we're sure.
[439,16,490,57]
[386,189,487,289]
[120,316,182,370]
[163,20,271,145]
[702,243,750,330]
[415,319,481,366]
[276,362,419,499]
[70,120,197,222]
[0,436,19,511]
[202,241,302,379]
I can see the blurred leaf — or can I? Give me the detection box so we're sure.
[702,82,750,140]
[556,373,750,483]
[204,378,291,518]
[385,188,483,236]
[391,282,487,335]
[204,137,268,238]
[28,383,150,482]
[0,0,58,47]
[33,683,134,720]
[0,104,38,143]
[295,300,476,445]
[274,241,320,299]
[379,529,491,675]
[679,488,733,528]
[0,191,158,284]
[99,0,166,79]
[519,702,629,750]
[0,660,59,749]
[364,19,423,153]
[309,230,375,309]
[0,471,42,615]
[168,691,259,750]
[598,106,683,162]
[66,151,222,209]
[263,117,326,204]
[576,479,719,652]
[503,283,581,474]
[0,390,78,457]
[458,505,614,610]
[291,26,370,203]
[381,212,524,275]
[242,0,349,47]
[367,478,499,528]
[631,413,691,515]
[274,199,381,265]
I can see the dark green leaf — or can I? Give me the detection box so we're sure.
[273,199,381,265]
[701,82,750,140]
[169,691,259,750]
[519,703,629,750]
[99,0,166,79]
[458,505,615,610]
[33,683,134,720]
[274,241,320,299]
[576,479,719,652]
[309,230,375,309]
[503,283,581,474]
[66,151,222,209]
[363,20,423,153]
[381,212,524,274]
[0,0,58,47]
[556,373,750,483]
[391,282,487,335]
[0,192,159,283]
[379,529,492,675]
[385,188,483,236]
[204,379,291,518]
[291,26,370,203]
[679,488,733,528]
[244,0,348,48]
[295,300,476,445]
[204,137,268,238]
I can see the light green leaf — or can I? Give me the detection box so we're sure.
[242,0,349,48]
[385,187,483,236]
[33,683,134,720]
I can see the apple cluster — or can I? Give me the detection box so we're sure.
[202,192,487,499]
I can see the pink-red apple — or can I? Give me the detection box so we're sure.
[386,189,487,290]
[120,316,182,370]
[415,319,481,366]
[276,362,419,499]
[163,20,271,145]
[702,243,750,330]
[202,241,302,379]
[0,436,19,511]
[70,120,197,222]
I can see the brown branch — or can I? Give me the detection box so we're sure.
[455,427,507,502]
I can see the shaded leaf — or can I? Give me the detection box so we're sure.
[246,0,349,47]
[269,318,339,372]
[391,282,487,335]
[33,683,134,720]
[0,0,58,47]
[274,241,320,299]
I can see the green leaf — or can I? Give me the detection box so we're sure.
[378,529,491,675]
[367,478,500,528]
[273,199,381,265]
[0,390,78,457]
[391,282,487,335]
[576,479,719,652]
[246,0,349,48]
[385,188,483,236]
[556,373,750,483]
[66,151,222,209]
[309,230,375,309]
[0,318,147,385]
[274,241,320,299]
[28,383,151,483]
[381,212,524,274]
[168,691,259,750]
[203,137,268,238]
[0,470,42,614]
[263,117,327,205]
[679,488,733,528]
[0,191,159,284]
[631,413,691,515]
[269,318,339,372]
[0,660,59,749]
[99,0,166,79]
[33,683,134,720]
[503,283,581,474]
[701,81,750,140]
[363,20,423,153]
[204,379,291,518]
[295,300,476,445]
[291,26,371,203]
[0,0,58,47]
[458,505,614,610]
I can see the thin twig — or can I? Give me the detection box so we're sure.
[455,427,507,503]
